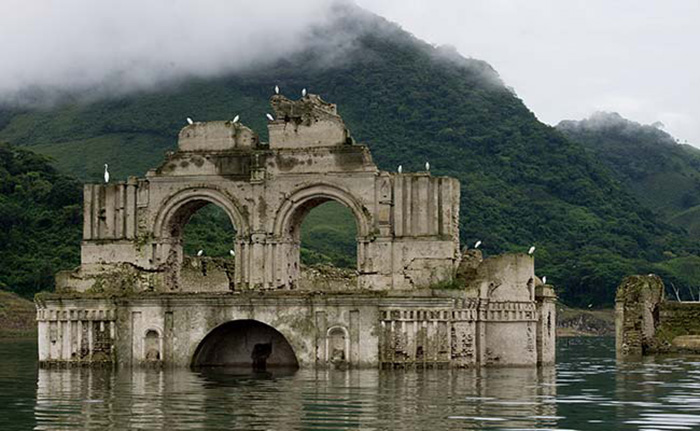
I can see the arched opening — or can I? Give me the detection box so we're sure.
[326,326,349,365]
[182,203,237,257]
[288,197,360,290]
[144,329,161,361]
[191,320,299,371]
[300,201,357,268]
[162,198,238,292]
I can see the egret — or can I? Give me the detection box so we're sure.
[266,113,275,121]
[197,249,204,257]
[232,115,240,123]
[103,164,110,184]
[425,161,430,171]
[587,303,593,308]
[474,240,481,249]
[274,85,279,94]
[398,165,403,173]
[528,246,536,255]
[186,117,194,125]
[229,249,235,257]
[302,88,307,97]
[542,276,547,284]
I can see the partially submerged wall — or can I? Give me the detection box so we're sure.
[616,274,700,357]
[42,92,556,369]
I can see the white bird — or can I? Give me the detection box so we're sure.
[528,246,536,255]
[229,249,235,257]
[542,276,547,284]
[186,117,194,125]
[274,85,279,94]
[103,164,110,183]
[425,161,430,171]
[232,115,240,123]
[398,165,403,173]
[196,249,204,257]
[302,88,307,97]
[474,240,481,249]
[587,303,593,308]
[266,113,275,121]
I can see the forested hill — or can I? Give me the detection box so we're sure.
[0,143,82,296]
[0,4,697,306]
[558,113,700,238]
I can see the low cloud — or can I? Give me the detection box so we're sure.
[0,0,343,104]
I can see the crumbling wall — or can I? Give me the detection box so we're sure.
[179,257,235,292]
[615,275,664,357]
[654,302,700,352]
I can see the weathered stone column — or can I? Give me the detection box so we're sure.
[535,284,556,365]
[615,275,664,358]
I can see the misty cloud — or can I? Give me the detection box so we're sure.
[0,0,341,103]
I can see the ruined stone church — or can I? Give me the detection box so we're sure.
[37,93,556,369]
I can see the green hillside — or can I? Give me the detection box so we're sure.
[0,5,696,306]
[557,112,700,235]
[0,142,82,297]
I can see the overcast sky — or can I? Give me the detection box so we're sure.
[357,0,700,145]
[2,0,698,144]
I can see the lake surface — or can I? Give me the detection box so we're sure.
[1,337,700,430]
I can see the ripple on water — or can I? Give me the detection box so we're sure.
[2,337,700,430]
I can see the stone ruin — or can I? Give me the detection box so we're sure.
[616,274,700,357]
[37,93,556,370]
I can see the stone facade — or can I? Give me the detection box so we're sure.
[38,93,556,369]
[616,274,700,357]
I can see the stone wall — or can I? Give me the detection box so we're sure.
[615,274,700,357]
[42,92,556,369]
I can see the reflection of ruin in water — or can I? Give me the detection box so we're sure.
[35,366,557,430]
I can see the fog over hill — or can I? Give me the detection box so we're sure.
[1,2,698,307]
[558,112,700,238]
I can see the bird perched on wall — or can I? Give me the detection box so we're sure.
[103,164,110,184]
[528,246,536,255]
[425,161,430,171]
[398,165,402,173]
[302,88,307,97]
[186,117,194,125]
[197,249,204,257]
[232,115,239,124]
[542,276,547,284]
[274,85,279,94]
[229,249,235,257]
[474,240,481,249]
[266,113,275,121]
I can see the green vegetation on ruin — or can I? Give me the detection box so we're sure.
[1,5,700,307]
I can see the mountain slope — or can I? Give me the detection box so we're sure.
[0,142,82,296]
[557,112,700,235]
[0,4,694,306]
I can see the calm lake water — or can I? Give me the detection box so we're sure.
[1,337,700,430]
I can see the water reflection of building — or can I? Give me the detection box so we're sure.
[36,365,556,429]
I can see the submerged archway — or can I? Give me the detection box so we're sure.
[153,187,248,291]
[191,320,299,370]
[273,184,370,288]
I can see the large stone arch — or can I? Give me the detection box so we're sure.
[191,319,300,370]
[153,186,249,240]
[152,187,250,290]
[273,182,372,239]
[271,183,373,288]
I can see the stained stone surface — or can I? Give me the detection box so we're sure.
[38,94,556,369]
